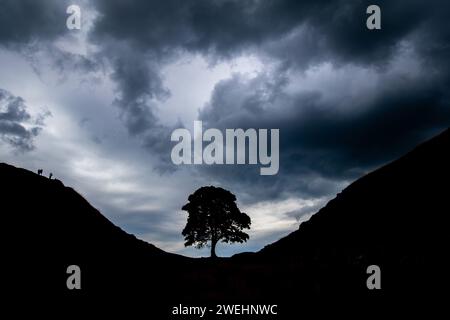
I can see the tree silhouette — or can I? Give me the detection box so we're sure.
[181,186,251,258]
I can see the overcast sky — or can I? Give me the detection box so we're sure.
[1,0,449,257]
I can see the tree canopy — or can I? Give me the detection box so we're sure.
[181,186,251,258]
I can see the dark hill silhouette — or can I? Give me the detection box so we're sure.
[2,128,449,316]
[254,128,449,294]
[1,163,187,309]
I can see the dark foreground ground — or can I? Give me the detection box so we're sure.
[2,129,449,317]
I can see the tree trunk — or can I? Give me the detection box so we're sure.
[211,239,217,258]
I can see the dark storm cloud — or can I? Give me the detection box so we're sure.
[0,0,100,82]
[84,0,334,161]
[87,0,450,163]
[0,0,69,47]
[0,89,48,151]
[103,44,179,171]
[197,61,450,201]
[90,0,450,65]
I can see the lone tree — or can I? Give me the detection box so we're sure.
[181,186,251,258]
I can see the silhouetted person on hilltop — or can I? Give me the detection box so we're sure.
[37,169,43,175]
[181,186,251,258]
[49,172,53,179]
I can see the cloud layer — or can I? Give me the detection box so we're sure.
[0,88,49,151]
